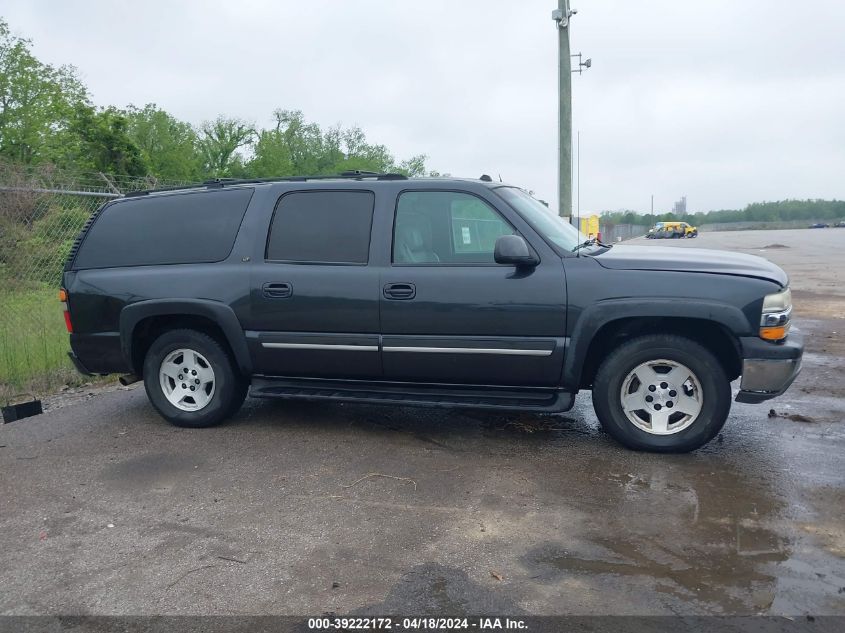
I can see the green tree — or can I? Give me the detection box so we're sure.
[396,155,426,177]
[248,109,428,178]
[198,116,255,177]
[598,199,845,226]
[70,105,148,176]
[125,104,201,182]
[274,109,324,174]
[248,112,296,178]
[0,18,88,165]
[0,18,435,183]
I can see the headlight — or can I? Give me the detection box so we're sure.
[760,288,792,341]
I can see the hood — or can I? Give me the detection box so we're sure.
[592,245,788,286]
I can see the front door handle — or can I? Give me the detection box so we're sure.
[262,282,293,299]
[383,283,416,300]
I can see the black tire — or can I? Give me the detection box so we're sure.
[143,329,247,428]
[591,334,731,453]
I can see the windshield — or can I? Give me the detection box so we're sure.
[495,187,588,253]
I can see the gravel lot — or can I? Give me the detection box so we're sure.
[1,229,843,616]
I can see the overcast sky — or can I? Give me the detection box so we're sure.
[4,0,845,213]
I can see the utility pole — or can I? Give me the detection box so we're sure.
[552,3,589,220]
[553,1,573,219]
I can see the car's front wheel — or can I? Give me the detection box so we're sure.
[143,329,247,428]
[592,334,731,452]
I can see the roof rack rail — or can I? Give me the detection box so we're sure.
[340,170,378,177]
[124,172,409,198]
[123,182,210,197]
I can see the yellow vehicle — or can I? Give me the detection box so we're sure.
[647,221,698,239]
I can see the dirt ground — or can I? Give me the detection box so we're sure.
[1,229,843,617]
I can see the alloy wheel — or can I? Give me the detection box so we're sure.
[619,358,703,435]
[159,348,216,411]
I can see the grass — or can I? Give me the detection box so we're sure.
[0,283,85,401]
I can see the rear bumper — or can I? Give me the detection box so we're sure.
[67,351,93,376]
[69,332,128,375]
[735,331,803,403]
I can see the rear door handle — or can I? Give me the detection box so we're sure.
[262,282,293,299]
[383,283,416,300]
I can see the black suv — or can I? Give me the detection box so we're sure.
[62,173,802,452]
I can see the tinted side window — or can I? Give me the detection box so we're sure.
[393,191,514,264]
[266,191,374,264]
[73,189,253,269]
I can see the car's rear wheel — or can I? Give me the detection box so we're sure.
[143,329,247,428]
[592,334,731,452]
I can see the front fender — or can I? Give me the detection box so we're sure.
[119,299,252,375]
[563,297,749,387]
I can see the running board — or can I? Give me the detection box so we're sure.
[250,377,573,412]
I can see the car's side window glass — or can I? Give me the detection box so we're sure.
[393,191,514,264]
[74,189,253,269]
[266,190,374,264]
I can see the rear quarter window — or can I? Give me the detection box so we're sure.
[72,188,253,269]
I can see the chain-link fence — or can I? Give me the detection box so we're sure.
[600,222,648,242]
[0,164,186,399]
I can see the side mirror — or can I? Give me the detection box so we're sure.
[494,235,539,267]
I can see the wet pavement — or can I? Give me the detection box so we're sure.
[0,230,843,616]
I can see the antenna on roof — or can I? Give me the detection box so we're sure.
[576,130,581,257]
[498,174,503,182]
[479,174,493,182]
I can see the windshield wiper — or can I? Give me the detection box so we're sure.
[572,237,613,253]
[572,238,599,252]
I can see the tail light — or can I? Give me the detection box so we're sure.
[59,288,73,333]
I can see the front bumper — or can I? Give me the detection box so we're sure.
[735,331,803,403]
